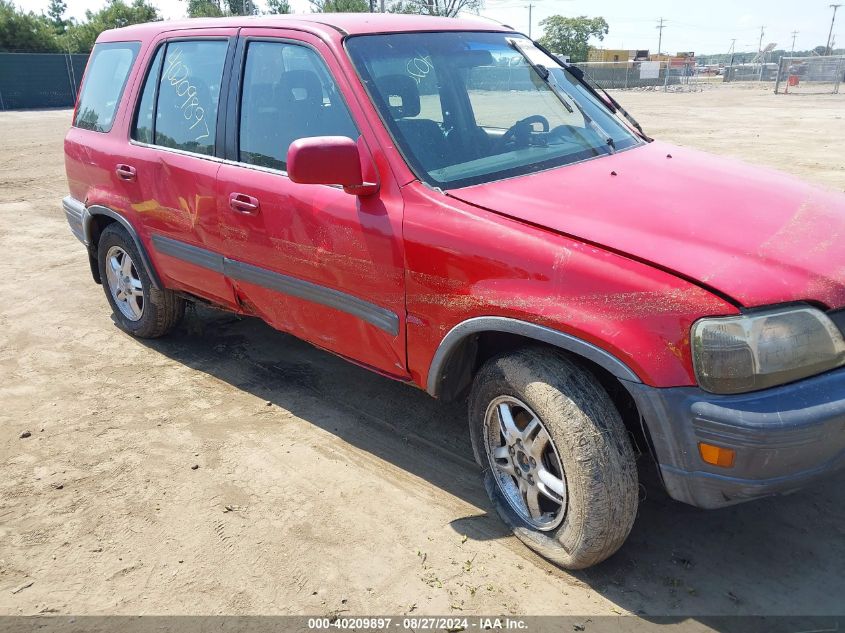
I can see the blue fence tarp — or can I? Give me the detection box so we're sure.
[0,52,89,110]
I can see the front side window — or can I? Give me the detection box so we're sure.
[238,40,358,171]
[346,32,642,189]
[151,40,228,155]
[73,41,140,132]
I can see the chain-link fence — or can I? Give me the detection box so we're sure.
[722,63,778,83]
[570,60,700,91]
[0,52,89,110]
[775,56,844,95]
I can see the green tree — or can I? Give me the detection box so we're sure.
[184,0,260,18]
[538,15,609,63]
[63,0,160,52]
[265,0,291,13]
[223,0,258,15]
[46,0,68,33]
[310,0,369,11]
[0,0,61,51]
[386,0,418,14]
[186,0,224,17]
[386,0,481,17]
[386,0,416,13]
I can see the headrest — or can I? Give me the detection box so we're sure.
[277,70,323,107]
[374,74,420,119]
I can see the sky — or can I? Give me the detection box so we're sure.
[15,0,844,55]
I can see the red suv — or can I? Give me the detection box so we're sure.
[63,14,845,569]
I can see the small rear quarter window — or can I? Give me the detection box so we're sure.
[74,41,141,133]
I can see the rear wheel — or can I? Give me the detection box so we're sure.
[97,223,185,338]
[468,348,638,569]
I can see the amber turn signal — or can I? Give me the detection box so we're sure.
[698,442,736,468]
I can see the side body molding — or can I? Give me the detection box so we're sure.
[426,316,642,397]
[83,204,163,289]
[150,234,400,336]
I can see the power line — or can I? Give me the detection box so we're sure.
[790,29,799,53]
[668,20,760,32]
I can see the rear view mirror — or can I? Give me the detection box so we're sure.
[287,136,378,196]
[455,49,495,68]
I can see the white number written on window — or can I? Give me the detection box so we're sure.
[163,48,210,142]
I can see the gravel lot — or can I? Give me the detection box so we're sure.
[1,83,844,619]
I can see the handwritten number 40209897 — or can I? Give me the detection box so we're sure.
[163,49,210,142]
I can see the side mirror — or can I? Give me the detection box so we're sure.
[287,136,378,196]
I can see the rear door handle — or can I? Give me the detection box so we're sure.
[229,192,260,215]
[116,164,136,181]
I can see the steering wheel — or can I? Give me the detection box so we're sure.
[546,124,594,147]
[493,115,550,152]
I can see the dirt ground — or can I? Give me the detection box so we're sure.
[1,83,844,620]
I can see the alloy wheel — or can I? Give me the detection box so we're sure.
[483,396,567,530]
[104,245,144,321]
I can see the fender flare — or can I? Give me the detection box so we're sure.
[84,204,163,289]
[426,316,642,398]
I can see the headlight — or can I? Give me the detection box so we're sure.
[691,305,845,394]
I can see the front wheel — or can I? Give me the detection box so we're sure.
[468,348,638,569]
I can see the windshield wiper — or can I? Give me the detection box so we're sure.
[531,40,651,142]
[566,65,651,141]
[506,39,572,113]
[506,39,616,154]
[596,84,649,140]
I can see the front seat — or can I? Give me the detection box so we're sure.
[373,74,450,171]
[277,69,325,141]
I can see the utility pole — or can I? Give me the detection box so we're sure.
[527,4,534,39]
[756,26,766,81]
[791,30,799,53]
[656,17,666,55]
[827,4,842,55]
[726,38,736,81]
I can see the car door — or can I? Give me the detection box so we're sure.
[215,29,407,377]
[121,29,239,309]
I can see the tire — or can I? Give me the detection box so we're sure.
[97,223,185,338]
[468,347,638,569]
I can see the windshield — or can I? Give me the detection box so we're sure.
[346,31,642,189]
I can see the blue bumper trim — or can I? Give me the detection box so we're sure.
[625,367,845,508]
[62,196,86,244]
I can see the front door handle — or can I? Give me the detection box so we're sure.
[116,164,136,181]
[229,192,260,215]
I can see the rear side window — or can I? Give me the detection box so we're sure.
[131,45,165,144]
[153,40,228,155]
[238,41,358,171]
[73,41,140,132]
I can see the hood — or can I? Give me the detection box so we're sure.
[448,141,845,310]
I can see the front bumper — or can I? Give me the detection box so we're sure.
[626,366,845,508]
